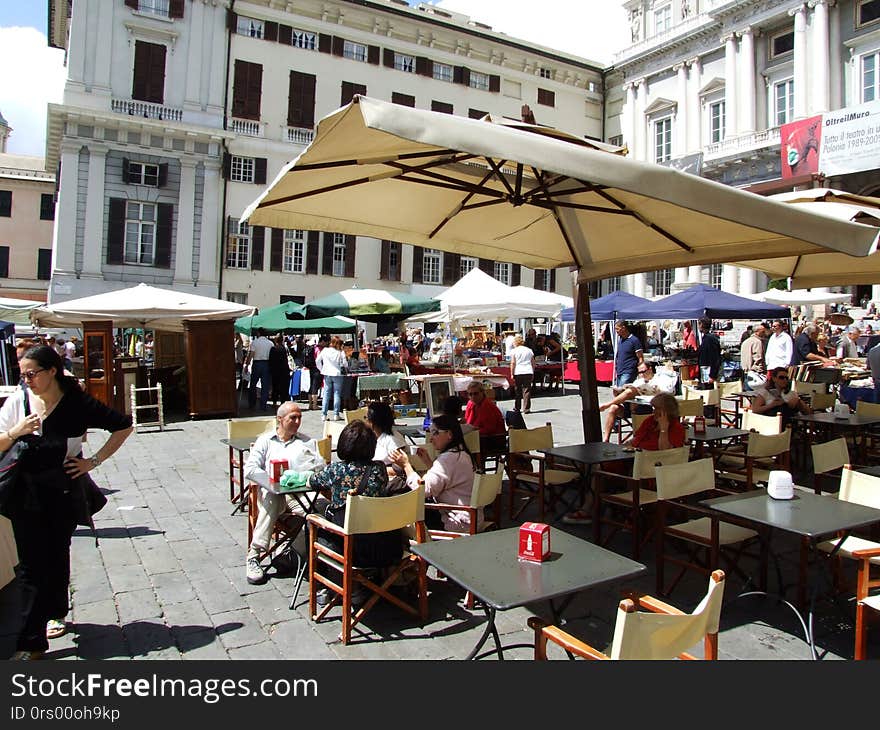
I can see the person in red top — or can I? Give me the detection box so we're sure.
[463,382,506,453]
[631,393,687,451]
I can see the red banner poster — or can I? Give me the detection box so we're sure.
[780,115,822,178]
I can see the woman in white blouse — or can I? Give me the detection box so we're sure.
[315,336,348,421]
[365,401,407,491]
[389,414,477,533]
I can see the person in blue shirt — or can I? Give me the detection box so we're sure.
[613,320,644,388]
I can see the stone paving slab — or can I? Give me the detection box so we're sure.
[28,389,873,661]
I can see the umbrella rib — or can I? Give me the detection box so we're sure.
[426,167,499,239]
[485,158,517,197]
[288,148,464,173]
[257,173,400,208]
[399,175,507,197]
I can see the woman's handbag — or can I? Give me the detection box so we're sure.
[0,439,30,517]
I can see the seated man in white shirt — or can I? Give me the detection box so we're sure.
[599,362,678,442]
[244,402,326,585]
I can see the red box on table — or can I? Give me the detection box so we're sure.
[518,522,551,562]
[269,458,288,483]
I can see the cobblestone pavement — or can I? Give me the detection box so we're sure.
[41,386,865,661]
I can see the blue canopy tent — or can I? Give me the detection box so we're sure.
[0,320,15,385]
[560,290,652,322]
[625,284,790,321]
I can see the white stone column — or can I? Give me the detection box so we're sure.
[52,144,81,277]
[675,63,688,156]
[174,159,197,286]
[872,284,880,303]
[632,272,647,298]
[829,0,843,108]
[688,265,702,283]
[198,161,222,291]
[185,0,204,107]
[674,267,689,287]
[739,267,757,295]
[81,145,107,278]
[738,27,756,133]
[791,4,808,119]
[687,57,702,153]
[634,79,648,161]
[723,33,738,139]
[624,82,636,155]
[810,0,831,113]
[722,265,738,293]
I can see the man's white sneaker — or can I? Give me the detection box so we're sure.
[246,556,268,585]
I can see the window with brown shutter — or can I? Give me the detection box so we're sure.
[232,60,263,121]
[0,247,8,279]
[368,45,380,65]
[344,235,356,278]
[155,203,173,269]
[412,246,424,284]
[318,34,331,53]
[383,49,395,68]
[254,157,267,185]
[107,198,126,264]
[537,88,555,107]
[251,227,265,270]
[392,92,415,108]
[331,36,344,56]
[340,81,366,106]
[270,229,283,272]
[489,75,500,92]
[380,240,389,280]
[288,71,316,128]
[322,234,333,275]
[416,57,432,77]
[479,258,493,274]
[132,40,166,104]
[264,21,278,42]
[549,269,556,291]
[431,101,453,114]
[453,66,470,86]
[306,231,319,274]
[169,0,184,19]
[511,264,521,286]
[125,0,137,8]
[469,109,488,119]
[279,24,292,45]
[443,253,460,285]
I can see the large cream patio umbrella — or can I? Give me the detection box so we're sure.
[732,188,880,288]
[243,97,879,439]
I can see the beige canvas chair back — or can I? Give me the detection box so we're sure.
[742,410,782,435]
[684,386,719,407]
[856,400,880,418]
[838,466,880,509]
[463,428,480,455]
[344,407,368,424]
[810,392,837,412]
[717,381,741,399]
[316,436,332,464]
[344,483,425,534]
[227,416,275,440]
[676,398,705,419]
[631,413,651,433]
[655,458,716,501]
[470,471,503,509]
[811,438,849,475]
[746,428,791,458]
[509,423,553,454]
[794,381,826,396]
[323,419,346,442]
[609,571,726,660]
[0,515,18,591]
[632,446,690,480]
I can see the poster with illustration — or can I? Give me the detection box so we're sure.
[780,115,822,178]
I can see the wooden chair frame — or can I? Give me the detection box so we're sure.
[712,428,792,491]
[810,437,849,495]
[506,423,580,523]
[854,546,880,660]
[306,486,428,645]
[226,416,275,509]
[529,570,725,660]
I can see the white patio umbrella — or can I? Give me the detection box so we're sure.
[750,289,852,306]
[242,97,879,439]
[733,188,880,288]
[31,282,255,331]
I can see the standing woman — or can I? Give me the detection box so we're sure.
[0,345,133,660]
[315,336,347,421]
[509,335,536,414]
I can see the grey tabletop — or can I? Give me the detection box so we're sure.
[539,442,637,465]
[685,425,749,442]
[410,527,646,611]
[395,425,424,438]
[701,490,880,539]
[855,465,880,479]
[220,437,256,451]
[793,412,880,427]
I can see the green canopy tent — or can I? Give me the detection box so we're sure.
[234,301,356,335]
[300,287,441,322]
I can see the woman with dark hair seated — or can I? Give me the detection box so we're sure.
[0,345,133,659]
[308,420,403,605]
[365,401,407,491]
[390,414,477,534]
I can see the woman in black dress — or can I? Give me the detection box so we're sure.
[0,345,133,659]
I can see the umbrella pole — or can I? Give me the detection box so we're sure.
[575,281,601,442]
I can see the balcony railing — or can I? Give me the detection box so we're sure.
[614,10,714,63]
[111,98,183,122]
[703,127,781,161]
[230,118,265,137]
[287,126,315,145]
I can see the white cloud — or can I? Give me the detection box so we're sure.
[431,0,629,65]
[0,26,66,158]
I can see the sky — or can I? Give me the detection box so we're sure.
[0,1,628,157]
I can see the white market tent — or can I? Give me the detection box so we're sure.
[31,282,255,332]
[0,297,43,326]
[509,285,573,310]
[750,289,852,306]
[407,268,564,324]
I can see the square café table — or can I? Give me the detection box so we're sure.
[411,527,645,659]
[538,442,636,523]
[685,424,749,458]
[701,489,880,659]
